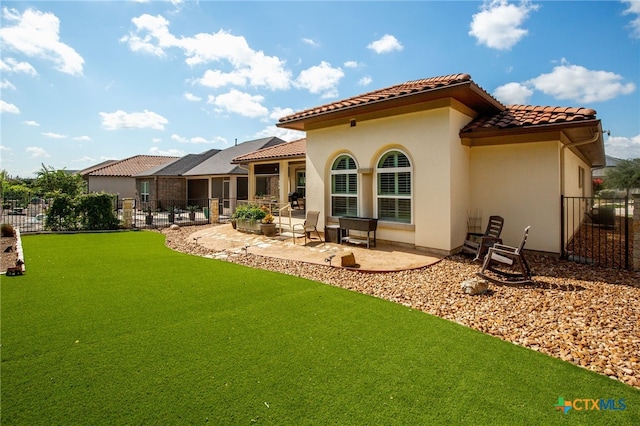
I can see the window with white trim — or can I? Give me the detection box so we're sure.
[377,150,412,223]
[331,155,358,217]
[140,181,150,203]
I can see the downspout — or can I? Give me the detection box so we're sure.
[560,131,600,196]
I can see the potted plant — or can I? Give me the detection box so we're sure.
[260,213,276,237]
[232,204,266,233]
[187,205,198,221]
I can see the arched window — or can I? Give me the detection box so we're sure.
[377,150,412,223]
[331,155,358,217]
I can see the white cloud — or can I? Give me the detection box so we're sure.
[26,146,49,158]
[152,137,162,143]
[1,100,20,114]
[1,79,16,90]
[527,61,636,103]
[207,89,268,118]
[0,57,38,75]
[367,34,403,54]
[149,146,185,156]
[302,37,319,47]
[295,61,344,98]
[344,61,360,68]
[183,92,202,102]
[22,120,39,126]
[73,135,91,141]
[255,124,305,142]
[123,15,291,91]
[0,7,84,76]
[0,145,12,152]
[270,107,294,121]
[493,82,533,104]
[605,134,640,159]
[623,0,640,38]
[100,110,168,130]
[42,132,67,139]
[73,156,96,163]
[469,0,539,50]
[359,76,373,86]
[171,133,215,144]
[171,134,189,143]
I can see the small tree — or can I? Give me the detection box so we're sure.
[35,164,84,198]
[605,158,640,197]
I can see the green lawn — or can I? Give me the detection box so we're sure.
[1,231,638,425]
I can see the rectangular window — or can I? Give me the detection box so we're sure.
[578,166,585,189]
[140,181,150,203]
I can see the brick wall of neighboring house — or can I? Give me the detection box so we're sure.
[157,177,187,207]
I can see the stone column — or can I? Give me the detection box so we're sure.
[209,198,219,224]
[123,198,134,229]
[634,195,640,271]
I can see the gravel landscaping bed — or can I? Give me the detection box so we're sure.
[175,226,637,389]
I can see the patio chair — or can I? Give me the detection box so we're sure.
[292,210,323,245]
[461,215,504,261]
[476,226,533,285]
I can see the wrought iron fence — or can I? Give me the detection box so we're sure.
[561,196,631,270]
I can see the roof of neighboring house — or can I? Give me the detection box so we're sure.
[183,137,287,176]
[135,148,221,177]
[79,160,119,176]
[231,138,306,164]
[277,73,503,131]
[81,155,179,177]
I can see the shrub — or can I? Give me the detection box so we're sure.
[1,223,15,237]
[232,204,266,223]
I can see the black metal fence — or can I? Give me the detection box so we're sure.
[1,197,230,232]
[561,196,632,269]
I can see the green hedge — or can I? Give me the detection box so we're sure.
[45,193,119,231]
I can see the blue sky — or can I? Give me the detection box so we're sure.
[1,0,639,178]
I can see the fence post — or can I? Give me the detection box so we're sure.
[210,198,219,223]
[634,195,640,271]
[123,198,134,229]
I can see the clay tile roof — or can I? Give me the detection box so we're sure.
[232,138,306,164]
[278,73,473,124]
[460,104,598,133]
[82,155,179,177]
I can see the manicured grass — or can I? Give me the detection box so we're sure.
[2,231,638,425]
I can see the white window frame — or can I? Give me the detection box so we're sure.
[376,150,412,224]
[330,154,358,217]
[140,181,150,203]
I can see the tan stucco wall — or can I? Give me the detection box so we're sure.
[87,176,135,198]
[469,141,561,253]
[307,106,474,253]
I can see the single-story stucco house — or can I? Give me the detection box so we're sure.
[266,73,604,256]
[80,155,179,199]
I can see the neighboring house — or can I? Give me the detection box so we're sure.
[183,136,288,216]
[592,155,623,181]
[134,137,287,213]
[80,155,179,199]
[274,73,605,256]
[231,138,307,207]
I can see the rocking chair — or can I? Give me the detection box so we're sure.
[461,215,504,261]
[292,210,323,245]
[476,226,533,285]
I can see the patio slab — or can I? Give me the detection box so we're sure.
[189,223,442,272]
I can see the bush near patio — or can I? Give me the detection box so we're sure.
[2,232,639,425]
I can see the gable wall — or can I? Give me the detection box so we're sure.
[469,141,561,253]
[87,176,135,198]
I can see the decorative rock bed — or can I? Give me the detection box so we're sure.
[161,225,640,389]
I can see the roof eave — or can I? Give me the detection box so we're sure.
[277,81,503,131]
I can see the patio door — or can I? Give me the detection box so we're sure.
[222,179,230,214]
